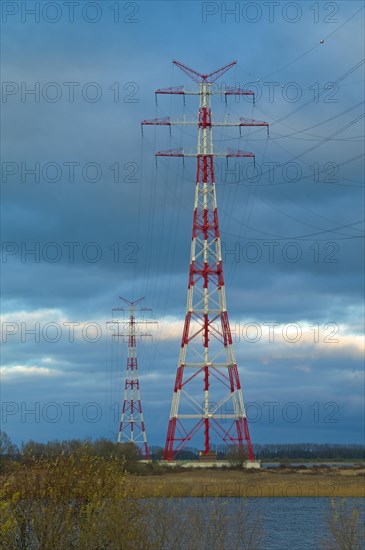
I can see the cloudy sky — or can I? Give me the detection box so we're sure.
[1,0,364,449]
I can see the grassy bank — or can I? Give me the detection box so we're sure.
[133,466,365,498]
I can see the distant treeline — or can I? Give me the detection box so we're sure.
[252,443,365,460]
[149,442,365,460]
[1,432,364,462]
[0,431,140,462]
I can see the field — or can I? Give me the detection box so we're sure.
[134,466,365,498]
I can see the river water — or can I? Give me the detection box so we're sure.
[149,497,365,550]
[262,462,364,468]
[239,497,365,549]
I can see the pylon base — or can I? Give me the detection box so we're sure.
[158,460,261,469]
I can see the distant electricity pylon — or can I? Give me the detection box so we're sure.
[109,297,157,460]
[142,60,269,462]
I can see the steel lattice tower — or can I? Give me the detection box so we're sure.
[109,297,156,460]
[142,60,269,462]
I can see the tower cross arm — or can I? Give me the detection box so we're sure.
[154,86,204,96]
[108,319,155,326]
[141,117,172,136]
[213,117,269,136]
[156,85,185,95]
[155,148,185,157]
[172,59,237,83]
[141,117,171,126]
[204,60,237,82]
[154,85,201,106]
[172,60,203,83]
[142,117,197,127]
[112,332,154,338]
[155,149,256,160]
[223,86,256,104]
[225,148,255,158]
[119,296,145,306]
[142,118,269,138]
[239,117,269,127]
[224,86,255,96]
[155,85,255,98]
[134,320,158,326]
[212,117,269,127]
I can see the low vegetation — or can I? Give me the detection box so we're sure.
[323,499,364,550]
[1,433,364,549]
[0,443,264,549]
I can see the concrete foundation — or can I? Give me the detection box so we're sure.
[157,460,261,469]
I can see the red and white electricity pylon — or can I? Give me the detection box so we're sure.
[109,297,156,460]
[142,60,269,462]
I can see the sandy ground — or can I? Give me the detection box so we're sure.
[133,467,365,498]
